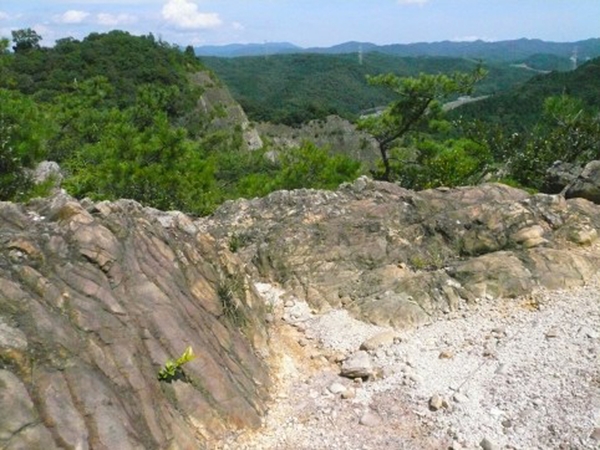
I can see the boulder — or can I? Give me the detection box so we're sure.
[565,160,600,203]
[544,160,581,194]
[33,160,63,186]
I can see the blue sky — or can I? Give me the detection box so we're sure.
[1,0,599,48]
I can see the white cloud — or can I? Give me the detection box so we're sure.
[397,0,429,5]
[96,13,137,26]
[54,10,90,24]
[232,21,244,31]
[0,11,10,21]
[161,0,222,30]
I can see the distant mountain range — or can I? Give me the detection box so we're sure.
[195,38,600,62]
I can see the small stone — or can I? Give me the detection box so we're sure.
[587,427,600,441]
[483,347,497,358]
[489,407,504,417]
[491,326,507,337]
[327,351,347,363]
[545,327,560,338]
[381,366,396,379]
[360,331,397,351]
[359,411,382,427]
[439,350,454,359]
[298,338,308,347]
[501,418,513,428]
[452,392,468,403]
[480,437,499,450]
[264,313,274,323]
[328,382,347,395]
[375,349,386,359]
[495,363,509,375]
[579,326,599,340]
[340,351,373,379]
[341,388,356,400]
[284,300,295,307]
[429,394,445,411]
[293,322,307,332]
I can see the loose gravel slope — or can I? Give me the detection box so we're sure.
[222,283,600,450]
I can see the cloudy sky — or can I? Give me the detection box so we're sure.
[1,0,599,48]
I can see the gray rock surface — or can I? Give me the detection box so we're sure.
[33,160,63,186]
[544,160,581,194]
[0,192,271,449]
[191,70,263,151]
[566,160,600,203]
[256,115,379,165]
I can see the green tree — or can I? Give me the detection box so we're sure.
[258,141,361,192]
[0,89,49,200]
[390,138,491,189]
[0,38,13,88]
[11,28,42,53]
[508,94,600,189]
[358,67,486,181]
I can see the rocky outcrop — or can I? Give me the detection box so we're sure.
[206,178,600,328]
[3,178,600,447]
[256,115,379,165]
[0,193,271,449]
[191,71,263,151]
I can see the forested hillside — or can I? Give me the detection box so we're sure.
[453,56,600,130]
[0,30,361,213]
[201,52,535,125]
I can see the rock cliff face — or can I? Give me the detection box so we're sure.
[0,193,270,449]
[2,179,600,448]
[256,115,379,165]
[191,71,263,151]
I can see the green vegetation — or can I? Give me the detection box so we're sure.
[217,272,247,326]
[453,57,600,130]
[452,57,600,189]
[0,30,361,213]
[157,346,197,383]
[358,67,486,181]
[2,28,600,212]
[459,93,600,190]
[201,53,535,126]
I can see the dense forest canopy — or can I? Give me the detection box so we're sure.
[201,52,536,125]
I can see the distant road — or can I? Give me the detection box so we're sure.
[442,95,490,111]
[360,95,490,118]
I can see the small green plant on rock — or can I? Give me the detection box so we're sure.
[217,273,247,326]
[157,346,196,383]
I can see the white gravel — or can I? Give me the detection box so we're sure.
[223,283,600,450]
